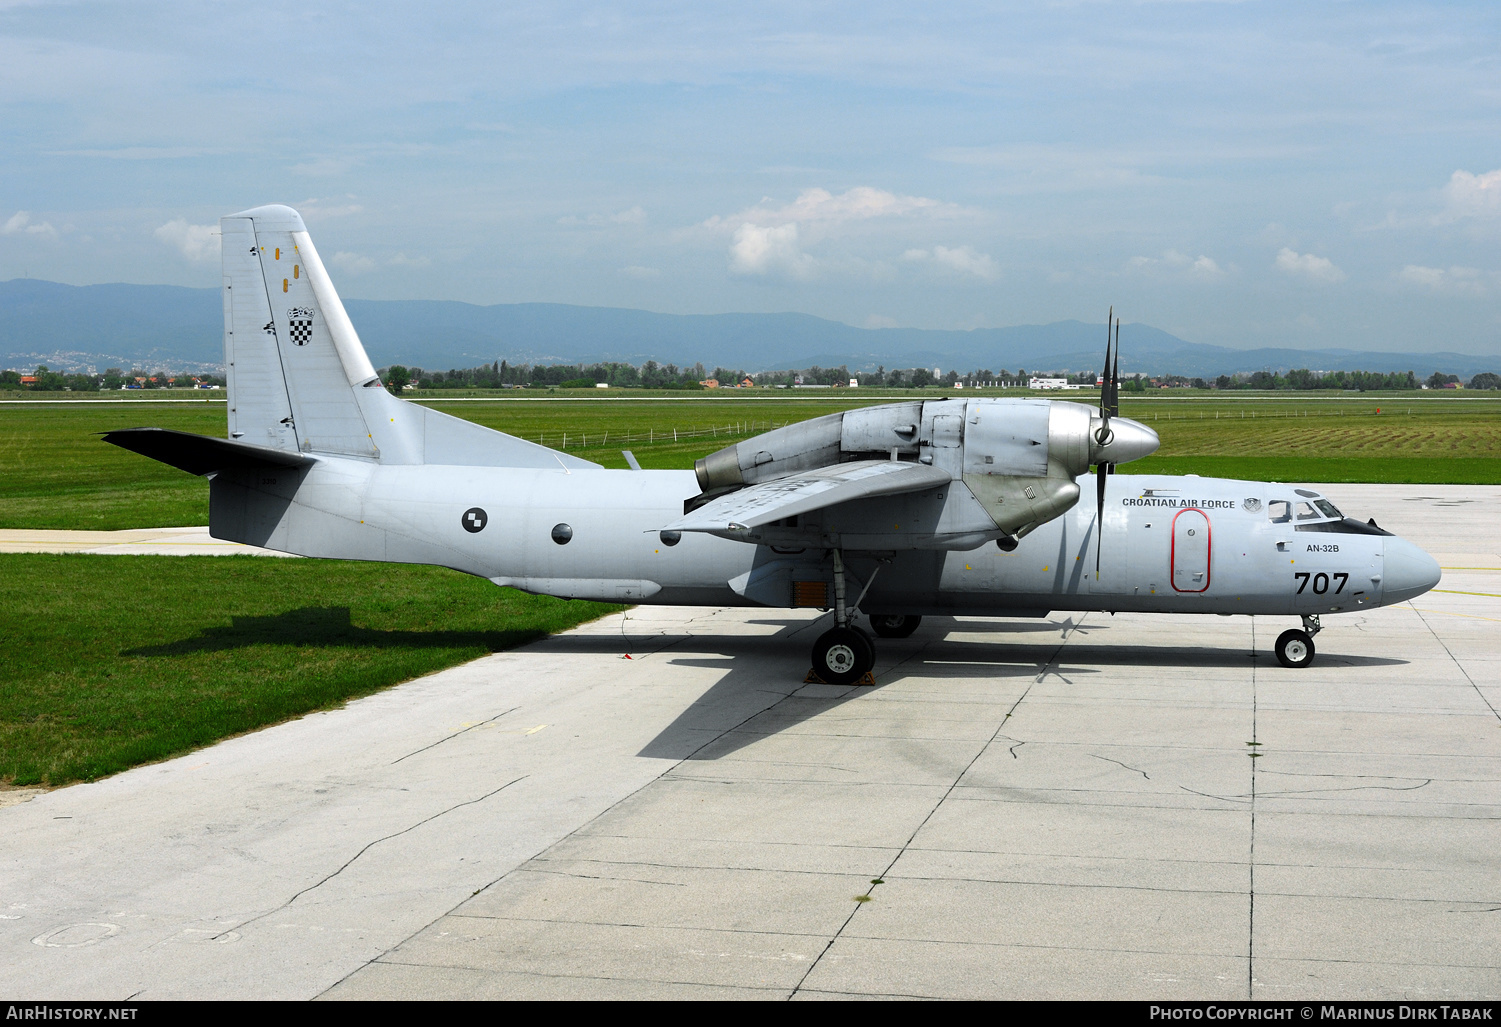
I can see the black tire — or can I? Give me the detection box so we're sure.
[869,614,922,639]
[813,626,875,685]
[1275,628,1316,668]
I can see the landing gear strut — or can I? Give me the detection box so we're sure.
[1275,615,1322,669]
[811,550,878,685]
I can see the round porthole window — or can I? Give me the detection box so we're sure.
[551,523,573,545]
[1187,528,1196,536]
[659,530,682,547]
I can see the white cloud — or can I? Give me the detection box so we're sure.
[153,219,217,262]
[904,244,999,280]
[1275,247,1346,283]
[619,265,660,279]
[730,222,816,278]
[1397,264,1490,297]
[3,211,57,239]
[1441,169,1501,220]
[1127,249,1226,281]
[299,197,364,219]
[331,251,376,274]
[707,186,959,232]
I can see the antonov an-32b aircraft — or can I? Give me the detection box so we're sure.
[107,205,1441,683]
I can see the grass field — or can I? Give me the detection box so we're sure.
[0,554,619,786]
[3,392,1498,529]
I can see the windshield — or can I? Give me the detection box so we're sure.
[1270,495,1340,523]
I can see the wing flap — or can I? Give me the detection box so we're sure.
[665,459,951,533]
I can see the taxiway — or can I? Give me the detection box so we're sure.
[1,484,1496,1000]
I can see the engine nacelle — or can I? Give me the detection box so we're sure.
[693,397,1158,545]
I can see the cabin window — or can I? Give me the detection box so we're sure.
[1268,500,1291,523]
[1295,502,1319,521]
[1314,499,1342,519]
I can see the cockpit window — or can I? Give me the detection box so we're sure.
[1314,499,1342,519]
[1295,502,1319,521]
[1268,500,1291,523]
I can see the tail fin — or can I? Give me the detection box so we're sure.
[220,204,595,469]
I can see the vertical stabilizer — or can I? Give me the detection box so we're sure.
[221,204,377,457]
[219,203,598,470]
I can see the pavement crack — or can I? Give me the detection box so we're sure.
[1411,605,1501,724]
[390,706,521,764]
[1092,754,1150,780]
[521,868,687,887]
[222,775,526,940]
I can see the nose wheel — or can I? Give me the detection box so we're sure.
[1275,628,1315,668]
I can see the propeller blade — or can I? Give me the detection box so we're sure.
[1108,318,1121,420]
[1101,305,1112,422]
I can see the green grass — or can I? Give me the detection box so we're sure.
[0,554,619,786]
[3,392,1499,530]
[0,401,224,528]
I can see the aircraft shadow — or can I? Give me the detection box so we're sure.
[122,606,547,657]
[633,619,1411,762]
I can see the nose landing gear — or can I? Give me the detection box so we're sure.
[1275,614,1323,669]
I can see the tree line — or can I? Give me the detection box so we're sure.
[1,367,227,391]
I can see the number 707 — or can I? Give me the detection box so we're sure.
[1295,571,1348,595]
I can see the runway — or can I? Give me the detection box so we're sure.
[1,484,1497,1000]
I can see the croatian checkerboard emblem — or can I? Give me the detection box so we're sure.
[461,507,488,533]
[287,307,315,346]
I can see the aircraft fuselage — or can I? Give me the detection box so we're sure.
[212,458,1437,620]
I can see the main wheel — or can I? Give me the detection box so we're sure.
[1275,628,1315,668]
[869,614,922,639]
[813,626,875,685]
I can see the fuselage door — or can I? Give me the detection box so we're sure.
[1171,508,1211,593]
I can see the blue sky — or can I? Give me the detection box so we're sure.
[2,1,1500,353]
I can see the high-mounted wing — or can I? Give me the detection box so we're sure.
[664,459,952,536]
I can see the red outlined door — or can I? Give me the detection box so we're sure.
[1171,508,1211,592]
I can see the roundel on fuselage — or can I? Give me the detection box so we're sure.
[462,507,488,533]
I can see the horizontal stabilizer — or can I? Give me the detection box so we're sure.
[665,459,951,534]
[102,427,311,476]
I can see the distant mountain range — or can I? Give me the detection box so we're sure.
[3,278,1497,379]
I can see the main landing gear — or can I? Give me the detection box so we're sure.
[809,550,887,686]
[1275,614,1322,669]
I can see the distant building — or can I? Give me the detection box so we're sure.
[1029,377,1080,390]
[849,378,859,388]
[699,378,720,388]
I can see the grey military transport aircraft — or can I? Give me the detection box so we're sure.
[106,204,1441,682]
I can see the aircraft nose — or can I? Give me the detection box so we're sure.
[1091,416,1159,466]
[1382,536,1441,605]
